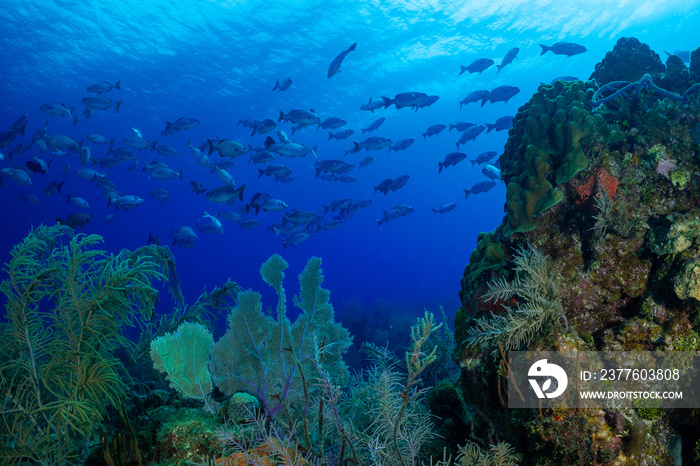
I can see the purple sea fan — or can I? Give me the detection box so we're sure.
[656,156,676,178]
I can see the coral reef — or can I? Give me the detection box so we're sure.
[456,37,700,465]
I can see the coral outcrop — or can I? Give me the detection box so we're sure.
[455,38,700,464]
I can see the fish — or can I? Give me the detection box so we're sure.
[337,175,357,183]
[251,119,277,136]
[362,117,385,135]
[469,151,498,166]
[190,181,206,194]
[0,130,18,148]
[208,138,247,158]
[25,157,50,175]
[249,150,275,164]
[205,184,246,204]
[148,189,170,206]
[460,58,494,75]
[86,133,113,145]
[86,80,121,93]
[108,194,144,211]
[19,192,40,205]
[271,77,292,92]
[315,159,349,177]
[414,95,439,110]
[40,102,74,119]
[389,138,415,152]
[283,209,318,225]
[381,92,428,110]
[269,142,317,158]
[162,117,200,136]
[456,125,486,149]
[66,194,90,208]
[108,147,137,161]
[147,233,162,246]
[217,210,241,222]
[324,198,353,214]
[464,181,497,199]
[282,232,309,248]
[449,122,476,132]
[374,178,394,195]
[261,199,288,212]
[258,164,291,179]
[327,42,357,78]
[186,140,214,168]
[319,117,347,130]
[80,144,92,164]
[389,175,409,192]
[459,90,490,110]
[497,47,519,73]
[486,116,514,133]
[278,109,321,127]
[81,96,122,113]
[151,143,179,157]
[46,135,80,152]
[483,86,520,105]
[248,192,272,213]
[359,156,374,168]
[423,124,446,139]
[104,214,114,223]
[171,226,197,248]
[211,164,235,186]
[353,137,392,151]
[328,129,354,140]
[539,42,587,57]
[438,152,467,173]
[239,219,260,230]
[432,202,458,214]
[12,111,28,135]
[56,212,92,229]
[360,97,385,113]
[123,135,151,150]
[197,212,223,234]
[1,167,32,185]
[482,164,501,180]
[377,205,414,226]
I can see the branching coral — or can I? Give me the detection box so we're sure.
[592,73,700,107]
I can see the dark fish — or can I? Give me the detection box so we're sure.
[377,205,414,226]
[271,77,292,92]
[44,180,65,196]
[87,80,121,93]
[449,121,476,132]
[239,219,260,230]
[86,133,113,145]
[359,156,374,168]
[460,58,494,75]
[389,175,409,192]
[319,117,347,130]
[497,47,519,73]
[459,90,490,109]
[415,95,439,110]
[147,233,162,245]
[26,158,50,175]
[539,42,587,57]
[374,178,394,195]
[190,181,206,194]
[81,96,122,113]
[464,181,497,199]
[389,139,414,152]
[469,151,498,166]
[483,86,520,105]
[432,202,458,214]
[438,152,467,173]
[327,42,357,79]
[328,129,354,140]
[40,102,74,119]
[381,92,428,110]
[56,212,92,229]
[360,97,384,113]
[205,184,246,204]
[282,231,309,248]
[19,192,40,205]
[362,117,385,135]
[423,124,446,139]
[486,116,514,133]
[456,125,485,148]
[249,150,275,164]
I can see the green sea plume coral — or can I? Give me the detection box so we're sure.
[0,225,173,465]
[466,245,565,353]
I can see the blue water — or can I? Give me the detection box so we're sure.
[1,0,699,333]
